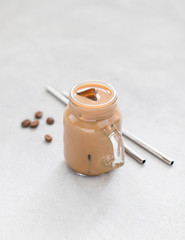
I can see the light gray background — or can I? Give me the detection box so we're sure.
[0,0,185,239]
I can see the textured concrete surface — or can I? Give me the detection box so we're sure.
[0,0,185,239]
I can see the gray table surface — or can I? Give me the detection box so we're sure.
[0,0,185,239]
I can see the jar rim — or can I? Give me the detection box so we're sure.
[69,80,117,109]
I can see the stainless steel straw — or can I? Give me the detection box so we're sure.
[122,129,174,165]
[46,85,146,164]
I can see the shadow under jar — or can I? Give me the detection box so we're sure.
[63,81,125,176]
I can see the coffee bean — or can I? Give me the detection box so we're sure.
[46,117,54,125]
[45,134,53,142]
[35,111,43,119]
[30,120,39,128]
[21,119,31,128]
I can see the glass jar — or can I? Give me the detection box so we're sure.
[63,81,125,176]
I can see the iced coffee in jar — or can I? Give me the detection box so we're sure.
[63,81,125,176]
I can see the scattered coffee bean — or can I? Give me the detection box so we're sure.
[30,120,39,128]
[21,119,31,128]
[35,111,43,119]
[46,117,54,125]
[45,134,53,142]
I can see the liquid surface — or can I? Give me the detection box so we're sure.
[73,84,113,106]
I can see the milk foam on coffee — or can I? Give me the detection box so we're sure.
[63,81,125,176]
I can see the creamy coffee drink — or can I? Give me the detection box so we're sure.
[63,81,125,176]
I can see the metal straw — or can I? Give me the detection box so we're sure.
[122,129,174,165]
[124,144,146,164]
[46,85,146,164]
